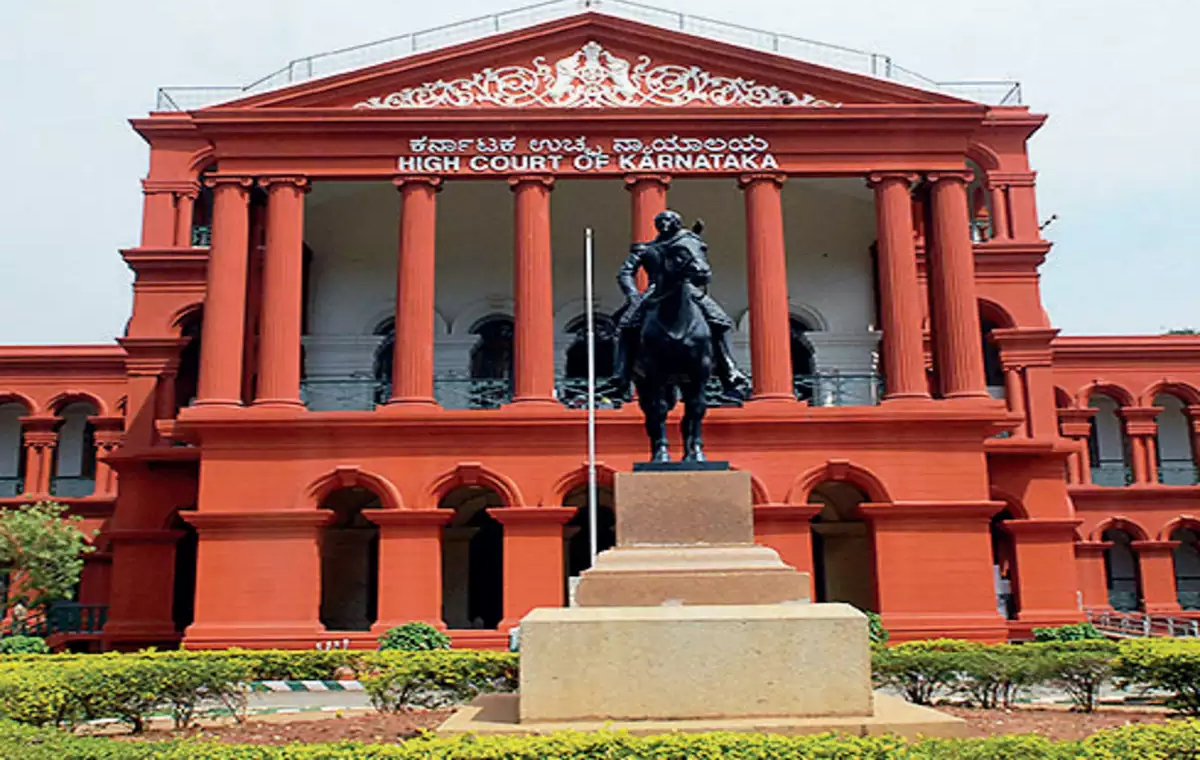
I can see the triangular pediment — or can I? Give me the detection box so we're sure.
[211,13,968,111]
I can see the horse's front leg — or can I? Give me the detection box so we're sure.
[680,381,708,462]
[637,382,670,462]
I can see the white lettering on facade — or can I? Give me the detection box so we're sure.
[398,134,779,175]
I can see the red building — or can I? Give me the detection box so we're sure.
[3,5,1199,651]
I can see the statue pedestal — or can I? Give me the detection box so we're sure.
[439,468,964,738]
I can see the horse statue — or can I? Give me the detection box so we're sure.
[609,210,749,463]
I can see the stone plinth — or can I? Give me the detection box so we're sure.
[518,603,871,722]
[574,470,810,606]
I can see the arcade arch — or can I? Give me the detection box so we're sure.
[318,487,380,631]
[1171,524,1200,610]
[439,485,504,630]
[1154,393,1198,485]
[807,481,876,612]
[1088,393,1132,487]
[0,401,27,497]
[51,401,97,498]
[1101,525,1143,612]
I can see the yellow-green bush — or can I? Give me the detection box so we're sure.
[4,718,1200,759]
[1117,638,1200,715]
[361,650,517,711]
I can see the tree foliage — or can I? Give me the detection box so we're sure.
[0,501,93,616]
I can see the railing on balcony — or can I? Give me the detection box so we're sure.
[300,377,384,411]
[1086,607,1200,639]
[190,225,212,247]
[0,477,24,498]
[435,373,513,410]
[1159,459,1200,486]
[1179,589,1200,611]
[45,602,108,635]
[49,477,95,499]
[794,372,883,407]
[1092,462,1133,488]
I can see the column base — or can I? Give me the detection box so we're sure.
[942,390,996,401]
[882,612,1009,643]
[882,393,933,405]
[384,397,438,408]
[190,398,243,408]
[748,393,796,404]
[183,622,330,649]
[251,399,306,409]
[508,396,559,405]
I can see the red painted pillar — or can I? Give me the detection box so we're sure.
[488,507,575,630]
[509,176,556,404]
[367,509,452,632]
[861,502,1008,642]
[1121,407,1161,485]
[1134,540,1183,614]
[625,174,669,291]
[90,422,123,498]
[184,511,331,647]
[926,172,989,399]
[1002,519,1084,625]
[753,504,820,598]
[174,185,199,247]
[254,177,308,407]
[1004,173,1041,242]
[389,177,441,406]
[102,529,183,648]
[987,181,1010,241]
[19,419,57,498]
[740,173,792,401]
[195,177,253,407]
[1075,541,1111,610]
[1003,366,1028,438]
[868,173,928,400]
[140,180,177,247]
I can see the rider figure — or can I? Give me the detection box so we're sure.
[608,209,751,401]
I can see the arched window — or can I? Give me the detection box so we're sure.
[808,482,876,612]
[790,315,815,401]
[52,401,97,498]
[470,316,514,380]
[440,486,504,629]
[564,314,616,380]
[191,165,216,247]
[1102,528,1142,611]
[1154,394,1198,485]
[0,403,27,497]
[319,487,380,632]
[1088,394,1132,487]
[1172,527,1200,610]
[981,318,1005,396]
[174,311,202,413]
[990,510,1019,620]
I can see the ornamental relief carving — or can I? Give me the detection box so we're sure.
[353,41,841,109]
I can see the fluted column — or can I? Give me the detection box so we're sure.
[389,176,441,406]
[625,174,669,291]
[987,180,1010,241]
[868,173,927,400]
[509,176,556,404]
[926,171,989,399]
[255,177,309,407]
[19,419,57,497]
[195,176,253,406]
[740,173,793,401]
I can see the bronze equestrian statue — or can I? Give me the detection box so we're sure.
[607,210,751,462]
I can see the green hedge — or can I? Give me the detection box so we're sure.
[4,719,1200,759]
[0,650,518,732]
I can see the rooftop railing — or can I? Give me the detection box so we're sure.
[154,0,1021,111]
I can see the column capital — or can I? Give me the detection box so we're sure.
[486,506,576,526]
[866,172,919,189]
[173,180,201,200]
[21,429,59,449]
[507,175,555,190]
[1132,539,1181,554]
[203,175,255,191]
[364,509,453,528]
[1074,540,1112,556]
[142,178,200,195]
[392,175,443,192]
[925,170,975,185]
[258,176,311,192]
[859,500,1005,522]
[19,415,60,434]
[87,414,125,433]
[1119,406,1162,435]
[623,173,671,190]
[118,337,190,376]
[737,172,786,189]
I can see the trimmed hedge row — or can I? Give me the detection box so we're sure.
[0,650,517,732]
[4,718,1200,759]
[872,637,1200,713]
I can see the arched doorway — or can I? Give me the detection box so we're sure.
[980,317,1005,399]
[562,484,616,598]
[318,487,380,631]
[174,310,202,413]
[439,486,504,629]
[1155,394,1198,485]
[0,402,27,497]
[52,401,98,498]
[990,510,1019,620]
[1172,526,1200,610]
[170,510,198,633]
[808,481,876,612]
[1089,394,1131,486]
[1102,528,1142,611]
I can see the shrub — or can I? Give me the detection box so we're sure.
[377,622,452,652]
[362,651,518,712]
[0,635,48,655]
[1032,622,1106,642]
[871,639,982,705]
[1040,640,1120,713]
[1116,638,1200,715]
[954,643,1048,709]
[865,611,889,645]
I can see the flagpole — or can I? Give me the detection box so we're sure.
[585,227,598,566]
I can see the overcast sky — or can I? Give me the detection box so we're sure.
[1,0,1195,345]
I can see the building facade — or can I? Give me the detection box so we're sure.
[3,7,1200,650]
